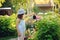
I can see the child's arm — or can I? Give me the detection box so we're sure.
[16,18,21,37]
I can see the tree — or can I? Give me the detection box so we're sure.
[11,0,28,13]
[0,0,5,7]
[58,0,60,4]
[2,0,12,7]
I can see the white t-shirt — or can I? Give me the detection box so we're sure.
[18,20,26,34]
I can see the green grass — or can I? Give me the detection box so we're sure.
[0,36,17,40]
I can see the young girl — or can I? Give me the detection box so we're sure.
[16,8,26,40]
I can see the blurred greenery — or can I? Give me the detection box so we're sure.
[0,0,30,13]
[0,36,17,40]
[0,0,60,40]
[11,0,29,13]
[33,6,40,14]
[0,14,17,37]
[32,13,60,40]
[2,0,12,7]
[0,0,5,7]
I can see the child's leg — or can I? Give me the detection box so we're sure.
[18,36,24,40]
[18,37,21,40]
[18,33,24,40]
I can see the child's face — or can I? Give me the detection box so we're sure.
[18,14,24,19]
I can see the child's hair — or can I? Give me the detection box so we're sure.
[17,14,24,19]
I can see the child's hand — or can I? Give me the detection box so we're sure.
[18,34,21,37]
[18,33,21,37]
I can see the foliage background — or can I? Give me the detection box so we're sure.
[32,14,60,40]
[0,14,16,37]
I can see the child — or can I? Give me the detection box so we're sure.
[16,8,26,40]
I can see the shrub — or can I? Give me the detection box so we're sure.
[0,14,16,37]
[33,14,60,40]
